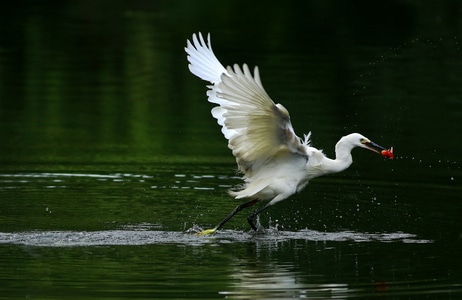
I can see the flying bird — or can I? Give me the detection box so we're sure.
[185,33,394,235]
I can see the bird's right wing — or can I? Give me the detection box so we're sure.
[186,33,310,177]
[218,64,310,176]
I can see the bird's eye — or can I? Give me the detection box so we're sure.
[360,138,367,144]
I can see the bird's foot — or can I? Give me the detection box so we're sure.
[250,227,267,235]
[195,227,218,235]
[185,224,217,235]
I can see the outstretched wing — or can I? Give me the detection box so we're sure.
[218,64,310,175]
[186,33,310,177]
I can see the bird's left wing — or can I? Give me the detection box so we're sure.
[185,33,310,177]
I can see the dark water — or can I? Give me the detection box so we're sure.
[1,1,462,299]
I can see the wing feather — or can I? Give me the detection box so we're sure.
[185,32,310,178]
[218,64,308,176]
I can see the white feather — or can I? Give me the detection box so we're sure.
[185,32,390,215]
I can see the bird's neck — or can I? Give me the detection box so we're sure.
[322,155,352,174]
[322,139,354,174]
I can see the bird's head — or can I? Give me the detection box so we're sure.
[356,134,394,159]
[336,133,394,159]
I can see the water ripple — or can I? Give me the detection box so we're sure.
[0,228,432,247]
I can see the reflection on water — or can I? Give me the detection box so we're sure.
[222,262,313,299]
[222,261,391,299]
[222,260,459,299]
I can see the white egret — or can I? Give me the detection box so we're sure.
[185,33,394,235]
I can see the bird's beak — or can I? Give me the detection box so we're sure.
[362,140,394,159]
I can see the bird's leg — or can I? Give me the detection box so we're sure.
[196,198,259,235]
[247,203,272,231]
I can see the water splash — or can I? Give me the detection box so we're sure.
[0,227,432,247]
